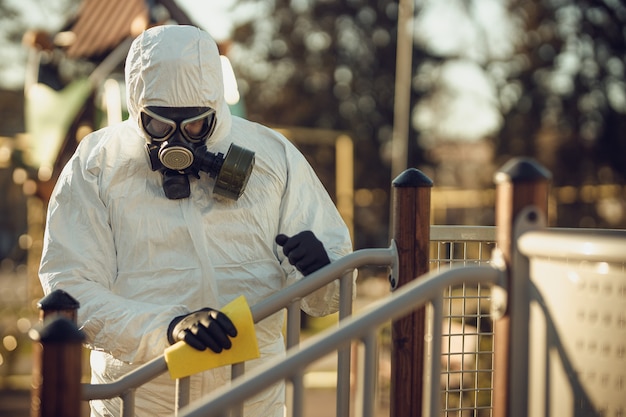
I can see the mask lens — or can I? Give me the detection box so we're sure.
[181,110,216,142]
[141,111,175,141]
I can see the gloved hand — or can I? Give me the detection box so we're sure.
[167,308,237,352]
[275,230,331,276]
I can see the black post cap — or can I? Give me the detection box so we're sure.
[392,168,434,188]
[494,157,552,184]
[37,289,80,311]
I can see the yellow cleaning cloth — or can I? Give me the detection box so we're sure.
[164,295,260,379]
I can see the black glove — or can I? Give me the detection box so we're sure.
[275,230,331,276]
[167,308,237,352]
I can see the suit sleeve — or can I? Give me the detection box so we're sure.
[38,138,189,363]
[276,140,355,317]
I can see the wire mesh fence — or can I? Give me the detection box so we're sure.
[430,226,497,417]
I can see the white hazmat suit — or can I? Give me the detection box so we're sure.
[38,25,353,417]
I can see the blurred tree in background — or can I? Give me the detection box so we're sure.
[496,0,626,226]
[0,1,23,83]
[227,0,402,248]
[489,1,625,182]
[228,0,626,242]
[1,0,625,250]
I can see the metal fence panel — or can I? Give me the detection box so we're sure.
[430,225,496,417]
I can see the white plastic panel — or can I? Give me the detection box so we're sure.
[527,251,626,417]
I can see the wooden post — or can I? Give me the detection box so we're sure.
[492,157,550,417]
[30,316,85,417]
[390,168,433,417]
[37,289,80,323]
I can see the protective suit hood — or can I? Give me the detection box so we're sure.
[125,25,232,144]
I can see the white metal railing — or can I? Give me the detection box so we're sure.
[79,226,502,417]
[81,246,398,417]
[40,224,625,417]
[178,265,504,417]
[51,226,495,417]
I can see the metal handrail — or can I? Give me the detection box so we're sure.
[518,228,626,261]
[82,356,168,400]
[84,226,613,415]
[81,246,398,415]
[178,265,505,417]
[250,246,396,322]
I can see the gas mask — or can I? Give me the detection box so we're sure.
[140,106,255,200]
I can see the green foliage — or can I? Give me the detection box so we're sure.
[231,0,626,237]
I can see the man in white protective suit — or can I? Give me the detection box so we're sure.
[38,25,354,417]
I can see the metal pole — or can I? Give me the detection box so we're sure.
[336,271,354,417]
[390,168,433,417]
[176,377,191,416]
[286,302,303,417]
[391,0,415,179]
[425,294,443,417]
[229,363,245,417]
[120,389,135,417]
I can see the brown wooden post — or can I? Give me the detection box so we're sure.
[30,316,85,417]
[492,157,550,417]
[390,168,433,417]
[37,289,80,323]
